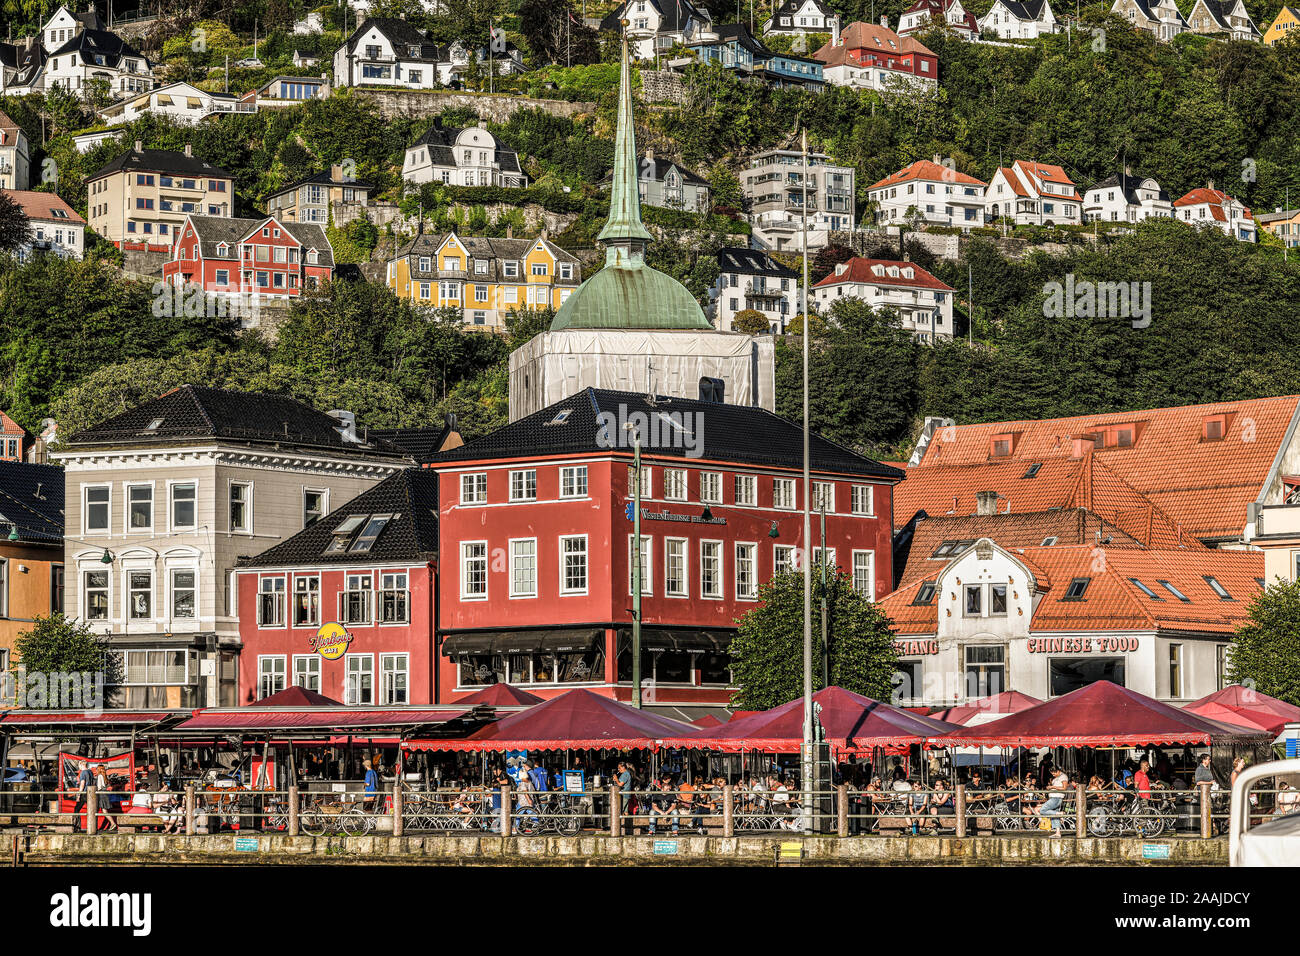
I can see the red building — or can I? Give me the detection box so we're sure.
[161,213,334,301]
[427,388,903,714]
[0,411,29,461]
[234,468,438,706]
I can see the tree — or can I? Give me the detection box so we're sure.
[0,193,29,252]
[729,569,899,710]
[731,308,771,334]
[11,615,124,701]
[707,162,744,211]
[1228,578,1300,706]
[519,0,600,66]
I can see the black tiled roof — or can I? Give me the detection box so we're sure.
[0,461,64,544]
[182,214,336,268]
[368,426,456,463]
[406,121,523,174]
[392,232,579,284]
[341,17,441,60]
[601,0,711,31]
[600,156,708,187]
[431,388,905,479]
[48,28,149,68]
[717,246,799,279]
[1091,171,1170,205]
[239,468,438,567]
[87,145,233,182]
[998,0,1049,20]
[64,385,411,459]
[263,169,376,203]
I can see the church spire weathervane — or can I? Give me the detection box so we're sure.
[597,20,653,266]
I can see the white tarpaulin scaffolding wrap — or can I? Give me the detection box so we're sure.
[508,329,776,422]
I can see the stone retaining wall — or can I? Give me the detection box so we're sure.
[354,90,595,123]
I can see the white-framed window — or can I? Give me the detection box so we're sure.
[560,465,588,498]
[509,470,537,501]
[510,538,538,597]
[127,570,153,620]
[628,464,651,499]
[340,572,372,624]
[259,576,286,627]
[663,469,688,501]
[83,569,109,619]
[851,484,874,516]
[381,653,408,704]
[1169,643,1183,698]
[813,481,835,512]
[460,472,487,504]
[629,535,652,595]
[735,542,758,599]
[813,547,837,570]
[774,478,796,510]
[293,655,320,691]
[170,482,197,531]
[461,541,488,599]
[304,488,328,527]
[852,550,875,599]
[379,571,409,623]
[345,653,374,705]
[126,483,153,532]
[700,472,722,504]
[774,544,796,576]
[293,575,320,626]
[734,474,757,506]
[258,655,286,699]
[560,535,588,594]
[84,485,111,533]
[665,537,688,596]
[229,481,252,532]
[170,569,196,620]
[701,540,722,598]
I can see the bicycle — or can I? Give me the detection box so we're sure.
[299,795,374,836]
[511,792,582,836]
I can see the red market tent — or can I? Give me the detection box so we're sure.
[407,688,695,752]
[456,684,544,708]
[661,686,960,755]
[930,681,1270,748]
[1183,685,1300,737]
[693,714,724,728]
[929,691,1043,726]
[252,686,343,707]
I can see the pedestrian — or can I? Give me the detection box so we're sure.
[71,762,93,832]
[363,756,382,814]
[1194,754,1215,788]
[1133,759,1152,801]
[1230,757,1246,788]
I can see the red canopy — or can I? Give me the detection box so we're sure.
[930,681,1269,748]
[1183,685,1300,737]
[410,689,695,752]
[929,691,1043,726]
[456,684,544,708]
[692,714,724,728]
[661,686,960,755]
[253,686,342,707]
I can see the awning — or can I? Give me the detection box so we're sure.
[617,628,732,653]
[0,711,182,727]
[440,629,603,657]
[172,708,467,733]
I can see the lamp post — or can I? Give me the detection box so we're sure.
[800,127,814,833]
[627,423,643,709]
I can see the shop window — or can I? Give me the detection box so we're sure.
[1049,657,1124,697]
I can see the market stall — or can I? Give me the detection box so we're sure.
[1182,685,1300,738]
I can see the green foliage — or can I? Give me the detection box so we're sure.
[0,193,29,251]
[13,615,124,687]
[732,309,772,334]
[326,213,380,263]
[707,162,744,211]
[730,568,900,710]
[1228,578,1300,707]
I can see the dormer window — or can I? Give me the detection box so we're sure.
[217,242,229,256]
[990,433,1015,458]
[1202,415,1226,441]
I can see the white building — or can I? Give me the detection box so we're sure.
[711,246,801,333]
[2,189,85,260]
[899,0,981,39]
[0,110,31,191]
[1172,185,1256,241]
[0,37,46,97]
[438,39,529,85]
[867,157,987,230]
[985,159,1082,226]
[1187,0,1261,40]
[740,148,856,252]
[1083,170,1173,224]
[599,0,717,61]
[980,0,1057,38]
[402,121,527,188]
[43,18,154,98]
[813,257,956,342]
[1111,0,1189,41]
[333,17,441,89]
[98,81,255,127]
[763,0,842,35]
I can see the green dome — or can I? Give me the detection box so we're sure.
[550,261,712,331]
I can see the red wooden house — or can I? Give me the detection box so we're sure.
[162,214,334,301]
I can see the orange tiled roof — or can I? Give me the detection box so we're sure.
[868,159,986,192]
[911,396,1300,540]
[0,411,27,436]
[996,166,1029,197]
[1,189,85,225]
[814,22,935,65]
[1010,160,1082,202]
[814,257,954,291]
[1173,187,1253,221]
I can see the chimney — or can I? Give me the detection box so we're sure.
[1123,165,1132,176]
[327,410,361,444]
[184,144,193,158]
[975,490,999,516]
[880,15,889,28]
[1071,436,1095,459]
[134,139,143,153]
[331,163,344,181]
[1207,179,1215,191]
[932,153,942,165]
[506,224,513,239]
[831,17,841,45]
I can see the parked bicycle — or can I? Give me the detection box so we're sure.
[300,795,373,836]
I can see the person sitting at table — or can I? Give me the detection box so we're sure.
[154,779,182,834]
[929,778,956,827]
[906,779,930,834]
[647,773,680,835]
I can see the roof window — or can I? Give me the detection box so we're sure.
[1129,578,1162,600]
[913,581,937,605]
[350,514,393,553]
[324,514,367,553]
[1063,577,1090,600]
[1203,575,1232,600]
[1158,580,1190,602]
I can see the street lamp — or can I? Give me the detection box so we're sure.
[100,549,114,564]
[625,422,643,709]
[800,126,814,834]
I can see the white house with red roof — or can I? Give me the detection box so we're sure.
[899,0,980,39]
[984,160,1082,226]
[868,157,988,230]
[161,214,334,303]
[813,20,939,91]
[1172,184,1256,241]
[813,256,955,342]
[2,189,84,259]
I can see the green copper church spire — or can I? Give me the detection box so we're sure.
[596,25,653,257]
